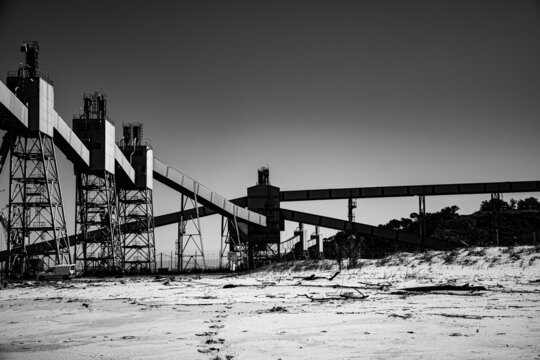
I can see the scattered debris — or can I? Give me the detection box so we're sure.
[295,274,321,281]
[328,271,341,281]
[198,348,218,354]
[206,338,225,344]
[398,284,487,292]
[388,313,412,319]
[257,306,288,314]
[436,313,483,320]
[301,288,368,302]
[294,271,341,281]
[195,332,217,337]
[357,281,391,290]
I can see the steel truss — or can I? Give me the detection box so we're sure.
[249,242,279,268]
[176,194,205,271]
[74,172,122,273]
[7,133,70,277]
[119,188,156,273]
[220,215,246,270]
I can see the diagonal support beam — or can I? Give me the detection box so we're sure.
[279,208,463,250]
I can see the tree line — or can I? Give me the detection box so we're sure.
[319,196,540,265]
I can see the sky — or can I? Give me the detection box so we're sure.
[0,0,539,255]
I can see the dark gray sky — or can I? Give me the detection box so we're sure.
[1,0,539,253]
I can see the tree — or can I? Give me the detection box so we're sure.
[327,196,540,259]
[517,197,540,211]
[479,198,512,213]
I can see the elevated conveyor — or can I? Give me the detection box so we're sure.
[153,158,266,227]
[154,180,540,222]
[115,145,135,184]
[280,181,540,202]
[51,110,89,167]
[0,132,13,176]
[0,80,28,132]
[0,80,135,182]
[1,79,90,166]
[280,208,461,250]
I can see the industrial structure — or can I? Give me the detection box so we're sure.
[1,42,540,277]
[73,92,125,273]
[118,122,156,273]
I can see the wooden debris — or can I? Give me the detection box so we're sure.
[294,274,325,281]
[436,313,483,320]
[388,313,412,319]
[357,281,391,290]
[328,271,341,281]
[301,288,368,302]
[294,271,341,281]
[399,284,486,292]
[302,294,342,302]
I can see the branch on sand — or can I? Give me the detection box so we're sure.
[356,281,391,290]
[435,313,483,320]
[301,288,368,302]
[388,313,412,319]
[293,271,341,281]
[398,284,487,292]
[223,282,373,290]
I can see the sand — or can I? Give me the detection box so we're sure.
[1,246,539,359]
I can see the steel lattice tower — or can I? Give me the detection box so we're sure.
[7,133,71,275]
[176,194,206,271]
[5,42,71,277]
[119,187,155,273]
[73,92,123,274]
[119,123,156,273]
[74,172,122,272]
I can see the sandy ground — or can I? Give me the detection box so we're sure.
[1,246,539,360]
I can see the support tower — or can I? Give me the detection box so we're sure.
[73,93,122,273]
[119,123,156,273]
[5,41,70,276]
[245,167,283,268]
